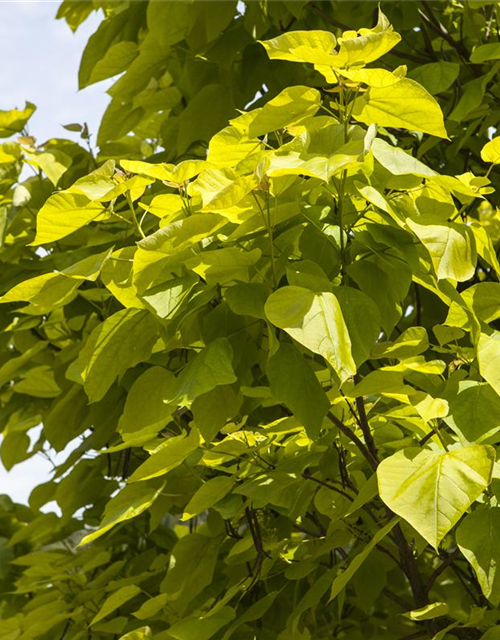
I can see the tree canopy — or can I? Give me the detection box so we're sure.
[2,2,500,639]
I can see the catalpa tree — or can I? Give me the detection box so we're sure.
[1,2,500,639]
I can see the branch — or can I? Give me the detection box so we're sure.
[424,548,460,594]
[293,522,322,538]
[327,411,378,471]
[245,507,269,589]
[418,1,478,75]
[397,632,427,640]
[449,563,481,606]
[309,3,349,31]
[302,472,354,501]
[391,520,429,609]
[383,587,412,610]
[389,48,431,65]
[354,374,379,463]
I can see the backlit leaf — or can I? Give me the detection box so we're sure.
[77,309,159,402]
[378,446,494,548]
[128,428,200,482]
[352,77,448,138]
[265,286,356,382]
[33,192,106,245]
[267,343,330,438]
[457,506,500,606]
[81,481,166,545]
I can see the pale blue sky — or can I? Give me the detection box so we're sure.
[0,1,110,142]
[0,1,110,507]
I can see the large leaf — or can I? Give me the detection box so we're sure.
[267,343,330,438]
[77,309,158,402]
[408,61,459,95]
[446,282,500,328]
[477,331,500,397]
[481,136,500,165]
[168,608,235,640]
[90,585,142,625]
[371,138,436,177]
[0,102,36,137]
[329,518,399,601]
[181,476,234,521]
[232,86,321,138]
[160,533,221,614]
[406,218,476,282]
[265,286,356,382]
[81,481,166,545]
[334,286,381,366]
[118,366,178,440]
[378,446,494,548]
[471,43,500,63]
[259,30,338,66]
[457,506,500,606]
[352,76,447,138]
[0,272,79,313]
[191,385,242,442]
[445,382,500,445]
[128,428,200,482]
[192,167,257,212]
[174,338,237,406]
[33,192,106,245]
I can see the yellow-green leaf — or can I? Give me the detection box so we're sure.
[481,136,500,164]
[181,476,234,521]
[403,602,449,621]
[90,585,141,625]
[265,286,356,382]
[477,330,500,397]
[77,309,158,402]
[232,86,321,138]
[81,481,165,545]
[259,30,338,66]
[352,77,448,138]
[118,366,178,440]
[0,102,36,138]
[378,446,494,549]
[129,428,200,483]
[457,506,500,606]
[406,218,476,282]
[33,192,106,245]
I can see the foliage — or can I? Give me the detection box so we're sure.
[3,2,500,639]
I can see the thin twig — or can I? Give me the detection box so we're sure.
[327,411,378,471]
[425,549,459,594]
[383,587,412,610]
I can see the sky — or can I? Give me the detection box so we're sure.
[0,1,110,143]
[0,1,110,507]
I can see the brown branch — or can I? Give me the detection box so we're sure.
[354,374,378,463]
[302,472,354,501]
[419,18,439,61]
[389,48,431,65]
[293,522,322,538]
[383,587,412,610]
[391,520,429,610]
[425,549,460,594]
[327,411,378,471]
[397,632,427,640]
[309,3,349,31]
[245,507,268,589]
[449,563,481,606]
[419,1,478,75]
[376,543,403,569]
